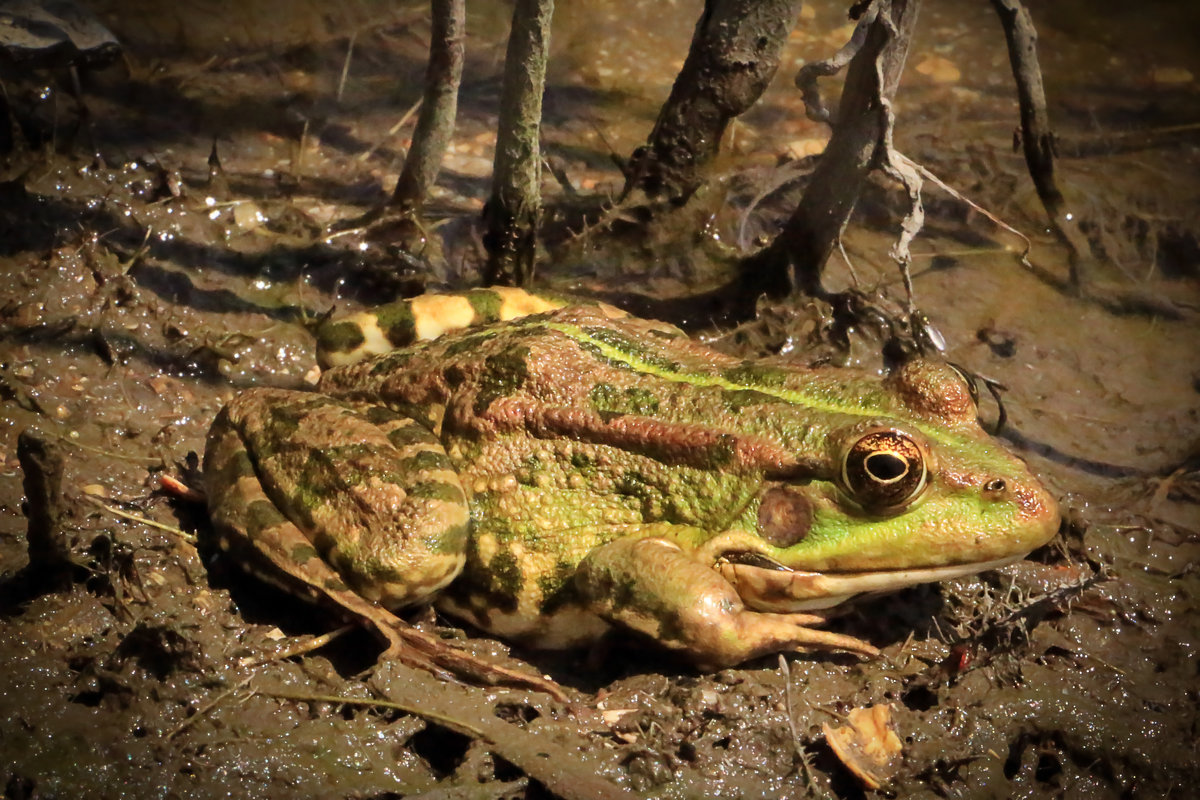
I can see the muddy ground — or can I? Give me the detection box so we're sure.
[1,1,1198,798]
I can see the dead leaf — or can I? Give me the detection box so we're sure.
[822,703,903,790]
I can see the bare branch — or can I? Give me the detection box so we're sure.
[390,0,465,213]
[990,0,1092,283]
[624,0,803,203]
[793,5,875,123]
[741,0,920,298]
[484,0,554,286]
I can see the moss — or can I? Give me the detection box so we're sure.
[590,383,660,416]
[315,319,365,355]
[473,347,530,414]
[372,301,417,347]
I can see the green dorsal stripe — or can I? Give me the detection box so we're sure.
[543,321,988,457]
[545,321,860,413]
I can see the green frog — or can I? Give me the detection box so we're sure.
[205,287,1059,672]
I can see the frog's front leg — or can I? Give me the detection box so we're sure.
[574,537,879,669]
[204,388,470,637]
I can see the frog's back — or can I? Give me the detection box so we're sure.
[316,301,709,418]
[315,297,965,470]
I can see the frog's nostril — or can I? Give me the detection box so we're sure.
[983,478,1007,497]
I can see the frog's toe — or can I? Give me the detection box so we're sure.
[766,615,881,659]
[688,610,880,670]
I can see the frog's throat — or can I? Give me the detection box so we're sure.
[718,555,1024,612]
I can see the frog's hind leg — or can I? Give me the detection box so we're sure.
[205,390,568,698]
[575,536,879,670]
[205,404,437,670]
[205,466,562,697]
[206,389,471,607]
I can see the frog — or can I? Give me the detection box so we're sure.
[204,287,1060,676]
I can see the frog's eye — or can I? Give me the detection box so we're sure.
[841,429,929,513]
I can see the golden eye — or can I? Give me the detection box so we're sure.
[841,428,929,513]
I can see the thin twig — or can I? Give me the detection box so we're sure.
[736,160,815,252]
[356,97,423,163]
[779,655,829,797]
[893,153,1033,255]
[167,675,254,740]
[81,493,195,542]
[990,0,1093,283]
[335,32,356,104]
[794,2,879,123]
[238,624,358,668]
[837,237,860,286]
[779,655,803,753]
[877,97,924,312]
[51,433,162,466]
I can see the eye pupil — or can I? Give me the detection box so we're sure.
[866,451,908,482]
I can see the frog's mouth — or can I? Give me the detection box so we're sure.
[716,554,1025,612]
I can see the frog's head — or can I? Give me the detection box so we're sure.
[709,360,1061,612]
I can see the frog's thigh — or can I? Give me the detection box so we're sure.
[205,416,415,647]
[206,389,469,610]
[574,537,875,668]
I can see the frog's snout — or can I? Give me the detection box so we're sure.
[1004,474,1061,552]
